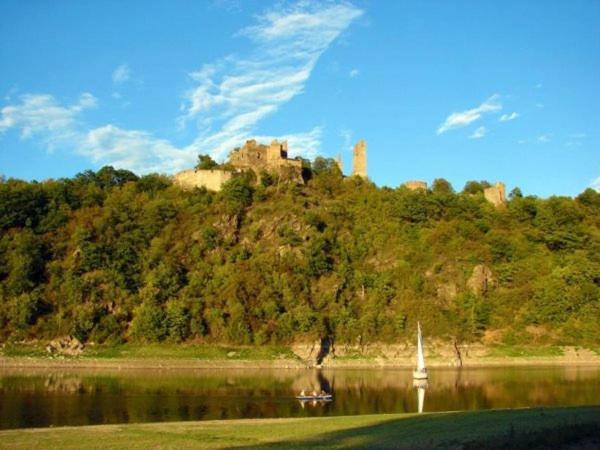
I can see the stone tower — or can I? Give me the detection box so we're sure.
[484,182,507,207]
[335,154,343,173]
[352,139,367,178]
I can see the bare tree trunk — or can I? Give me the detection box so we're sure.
[453,337,463,368]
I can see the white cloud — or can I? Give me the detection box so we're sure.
[570,132,586,139]
[0,2,361,174]
[499,112,519,122]
[0,93,96,141]
[349,68,359,78]
[112,64,131,84]
[537,134,551,143]
[82,125,191,173]
[469,126,486,139]
[436,95,501,135]
[180,1,363,160]
[339,128,353,153]
[591,176,600,192]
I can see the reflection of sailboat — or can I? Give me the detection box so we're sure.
[413,379,427,414]
[413,322,428,380]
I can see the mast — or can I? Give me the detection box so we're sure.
[417,321,426,371]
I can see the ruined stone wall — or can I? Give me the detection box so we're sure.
[173,169,235,192]
[352,139,367,178]
[335,154,343,173]
[484,182,507,207]
[228,139,302,182]
[404,180,427,191]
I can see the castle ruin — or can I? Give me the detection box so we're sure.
[335,154,343,173]
[173,168,236,192]
[483,182,507,207]
[173,139,303,191]
[228,139,303,180]
[352,140,367,178]
[404,180,428,191]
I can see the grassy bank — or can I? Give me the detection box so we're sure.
[0,406,598,449]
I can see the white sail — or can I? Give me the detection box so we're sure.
[416,322,426,371]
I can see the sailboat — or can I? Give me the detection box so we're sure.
[412,321,428,380]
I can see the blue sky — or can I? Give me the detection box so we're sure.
[1,0,599,197]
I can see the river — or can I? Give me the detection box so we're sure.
[1,366,599,429]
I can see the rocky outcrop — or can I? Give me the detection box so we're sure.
[436,282,458,301]
[467,264,496,295]
[46,336,84,357]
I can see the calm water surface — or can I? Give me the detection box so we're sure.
[1,366,599,429]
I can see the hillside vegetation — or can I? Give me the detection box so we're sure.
[1,160,599,348]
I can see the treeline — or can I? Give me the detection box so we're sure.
[0,160,599,346]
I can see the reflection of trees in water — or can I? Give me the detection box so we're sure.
[1,367,600,428]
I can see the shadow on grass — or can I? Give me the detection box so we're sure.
[230,406,600,449]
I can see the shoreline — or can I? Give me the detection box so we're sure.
[2,354,600,370]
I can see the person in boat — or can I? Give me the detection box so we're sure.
[320,390,327,396]
[312,390,317,397]
[300,390,305,396]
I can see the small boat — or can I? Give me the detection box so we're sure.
[296,391,333,401]
[412,321,428,380]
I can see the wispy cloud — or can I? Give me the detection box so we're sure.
[180,1,363,160]
[469,126,486,139]
[0,93,96,142]
[537,133,551,143]
[499,112,519,122]
[0,1,361,173]
[112,64,131,84]
[591,176,600,192]
[436,94,501,135]
[349,68,359,78]
[570,132,586,139]
[339,128,353,153]
[565,132,587,148]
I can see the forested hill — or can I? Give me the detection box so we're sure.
[1,161,599,347]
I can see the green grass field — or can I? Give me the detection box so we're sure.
[0,406,598,449]
[484,345,565,358]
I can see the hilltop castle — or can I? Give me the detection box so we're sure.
[174,138,368,191]
[173,138,505,207]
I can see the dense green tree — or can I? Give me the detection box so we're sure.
[0,164,598,347]
[195,154,218,170]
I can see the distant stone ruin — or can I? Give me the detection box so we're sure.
[404,180,427,191]
[173,139,303,191]
[335,154,343,173]
[352,139,367,178]
[228,139,303,182]
[173,168,236,192]
[484,182,507,207]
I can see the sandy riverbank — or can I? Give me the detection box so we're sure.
[2,352,600,370]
